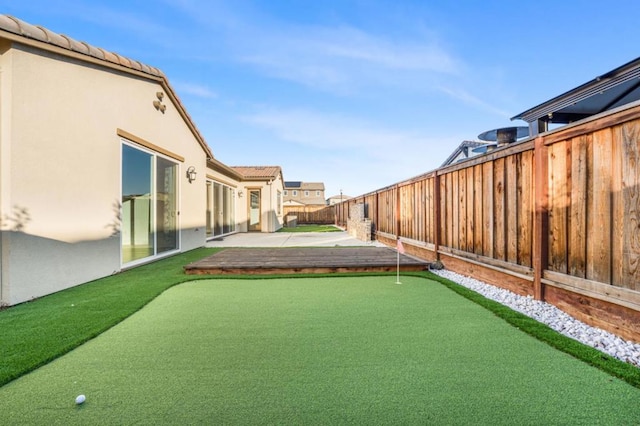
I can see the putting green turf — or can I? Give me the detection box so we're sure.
[1,276,638,425]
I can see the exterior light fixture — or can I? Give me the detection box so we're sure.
[186,166,197,183]
[238,190,244,197]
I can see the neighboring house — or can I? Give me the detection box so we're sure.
[327,194,353,205]
[440,140,492,167]
[283,182,326,206]
[0,15,279,306]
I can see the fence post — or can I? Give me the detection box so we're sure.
[434,173,441,260]
[533,136,549,300]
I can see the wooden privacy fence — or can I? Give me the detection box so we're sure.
[337,103,640,343]
[284,205,335,224]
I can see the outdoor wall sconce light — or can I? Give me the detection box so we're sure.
[238,190,244,197]
[186,166,197,183]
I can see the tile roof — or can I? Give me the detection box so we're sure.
[0,15,163,77]
[231,166,282,180]
[284,181,325,190]
[0,14,215,161]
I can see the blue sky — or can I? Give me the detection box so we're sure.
[3,1,640,197]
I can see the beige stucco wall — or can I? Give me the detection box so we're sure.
[0,43,212,305]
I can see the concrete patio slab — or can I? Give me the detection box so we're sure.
[205,231,386,248]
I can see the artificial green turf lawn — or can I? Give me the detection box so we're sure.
[277,224,341,232]
[1,276,638,425]
[0,248,220,387]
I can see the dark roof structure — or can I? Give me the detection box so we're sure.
[440,140,491,167]
[512,56,640,136]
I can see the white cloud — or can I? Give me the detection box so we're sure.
[242,108,426,152]
[437,85,512,119]
[172,81,218,99]
[237,24,459,93]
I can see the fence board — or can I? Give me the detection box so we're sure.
[587,128,612,283]
[482,162,494,258]
[549,142,569,273]
[474,164,484,255]
[612,126,624,287]
[622,121,640,290]
[569,136,588,278]
[452,171,460,250]
[440,174,448,247]
[493,158,506,261]
[517,150,533,267]
[466,167,475,253]
[506,154,518,264]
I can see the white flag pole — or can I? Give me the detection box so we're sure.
[396,239,402,284]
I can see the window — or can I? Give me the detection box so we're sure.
[293,190,298,196]
[316,191,320,196]
[304,191,309,197]
[122,142,178,265]
[283,190,288,196]
[277,190,282,215]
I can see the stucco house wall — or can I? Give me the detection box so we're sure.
[0,23,215,305]
[248,175,284,233]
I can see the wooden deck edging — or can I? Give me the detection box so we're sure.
[185,247,429,275]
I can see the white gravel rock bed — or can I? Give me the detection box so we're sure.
[431,269,640,368]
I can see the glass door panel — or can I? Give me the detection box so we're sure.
[206,181,212,236]
[122,144,154,263]
[214,183,223,236]
[156,157,178,254]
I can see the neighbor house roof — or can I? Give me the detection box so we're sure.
[0,15,214,160]
[512,55,640,134]
[285,181,325,190]
[231,166,283,181]
[440,140,489,167]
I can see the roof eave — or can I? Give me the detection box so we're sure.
[511,56,640,123]
[207,158,243,180]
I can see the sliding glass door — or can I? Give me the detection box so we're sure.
[206,180,236,238]
[122,143,178,265]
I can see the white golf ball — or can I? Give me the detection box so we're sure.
[75,394,86,405]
